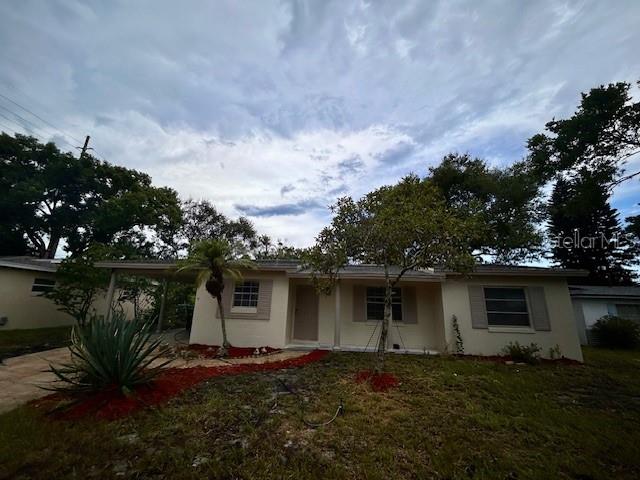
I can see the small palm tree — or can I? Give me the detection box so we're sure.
[178,239,255,356]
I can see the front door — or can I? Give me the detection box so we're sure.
[293,285,319,341]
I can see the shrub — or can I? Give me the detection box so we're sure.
[49,311,170,395]
[452,315,464,354]
[591,315,640,350]
[502,342,541,364]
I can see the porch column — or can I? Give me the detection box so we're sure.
[157,278,169,333]
[105,269,117,321]
[333,280,341,349]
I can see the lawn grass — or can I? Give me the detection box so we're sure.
[0,326,72,361]
[1,347,639,479]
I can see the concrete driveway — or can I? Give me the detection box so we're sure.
[0,348,70,414]
[0,347,306,414]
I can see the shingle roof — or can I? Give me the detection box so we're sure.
[0,256,59,272]
[442,264,588,277]
[4,255,584,280]
[569,285,640,299]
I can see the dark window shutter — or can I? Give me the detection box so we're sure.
[527,286,550,331]
[256,280,273,319]
[468,285,488,329]
[401,286,417,324]
[353,285,366,322]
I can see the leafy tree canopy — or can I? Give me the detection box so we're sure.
[305,175,481,371]
[0,132,182,258]
[428,153,544,263]
[527,81,640,185]
[177,199,257,256]
[548,169,636,285]
[254,234,305,260]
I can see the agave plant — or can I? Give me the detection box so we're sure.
[49,310,171,395]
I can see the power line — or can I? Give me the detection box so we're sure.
[0,103,77,151]
[0,90,111,163]
[0,91,85,145]
[0,120,21,135]
[0,110,49,143]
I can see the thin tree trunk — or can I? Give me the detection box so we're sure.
[216,295,230,356]
[375,270,392,374]
[45,233,61,259]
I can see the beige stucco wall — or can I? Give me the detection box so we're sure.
[0,269,75,329]
[189,271,291,348]
[187,271,583,361]
[301,279,445,352]
[0,268,142,330]
[440,276,583,361]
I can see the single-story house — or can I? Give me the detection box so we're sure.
[570,285,640,345]
[96,260,586,361]
[0,256,136,330]
[193,262,586,361]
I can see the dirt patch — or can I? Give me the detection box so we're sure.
[33,349,329,421]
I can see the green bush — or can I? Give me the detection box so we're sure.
[591,315,640,350]
[49,311,170,395]
[502,341,541,364]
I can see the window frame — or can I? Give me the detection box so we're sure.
[483,286,531,328]
[232,280,260,308]
[31,277,56,295]
[365,286,403,322]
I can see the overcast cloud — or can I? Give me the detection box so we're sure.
[0,0,639,247]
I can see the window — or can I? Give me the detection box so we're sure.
[366,287,402,322]
[31,277,56,294]
[233,281,260,307]
[484,287,530,327]
[616,304,640,322]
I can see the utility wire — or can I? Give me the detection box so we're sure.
[0,103,77,151]
[0,111,49,144]
[0,91,85,145]
[0,91,108,160]
[0,120,20,135]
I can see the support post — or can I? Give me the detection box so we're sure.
[105,269,117,321]
[157,278,169,333]
[333,280,341,350]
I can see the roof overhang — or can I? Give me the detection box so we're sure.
[0,259,58,273]
[93,260,589,282]
[288,271,446,282]
[94,260,300,280]
[444,268,589,278]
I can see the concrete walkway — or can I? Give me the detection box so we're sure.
[0,347,307,414]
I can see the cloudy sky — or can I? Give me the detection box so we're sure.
[1,0,639,247]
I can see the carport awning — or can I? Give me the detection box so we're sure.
[94,260,196,281]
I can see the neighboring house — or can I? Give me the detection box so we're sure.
[570,285,640,345]
[97,260,585,361]
[0,256,136,330]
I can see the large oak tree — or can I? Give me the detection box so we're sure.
[428,153,543,263]
[0,132,181,258]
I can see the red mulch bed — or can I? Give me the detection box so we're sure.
[34,350,329,421]
[355,370,400,392]
[187,344,282,358]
